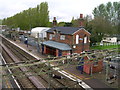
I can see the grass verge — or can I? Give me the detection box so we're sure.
[90,45,120,50]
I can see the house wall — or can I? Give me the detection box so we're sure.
[83,56,103,74]
[92,60,103,73]
[47,32,73,45]
[83,56,91,74]
[62,50,71,56]
[43,45,46,54]
[73,29,90,53]
[47,29,90,54]
[102,37,117,43]
[56,49,59,57]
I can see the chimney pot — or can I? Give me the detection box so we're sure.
[79,14,84,27]
[53,17,57,27]
[80,14,83,18]
[54,17,56,20]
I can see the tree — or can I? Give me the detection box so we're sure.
[57,22,65,27]
[71,17,79,27]
[2,2,49,30]
[0,19,2,25]
[91,1,120,44]
[39,2,49,27]
[93,1,120,34]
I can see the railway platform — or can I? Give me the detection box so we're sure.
[2,37,112,89]
[10,39,90,79]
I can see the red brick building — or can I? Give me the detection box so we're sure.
[41,14,103,74]
[41,14,91,56]
[83,55,103,74]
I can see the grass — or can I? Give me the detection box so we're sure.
[90,45,120,50]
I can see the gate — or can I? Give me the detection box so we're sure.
[77,57,84,74]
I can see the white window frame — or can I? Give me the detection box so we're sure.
[60,35,65,40]
[49,34,53,40]
[84,36,87,44]
[76,35,79,44]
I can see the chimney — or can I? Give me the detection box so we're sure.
[80,14,83,18]
[53,17,57,27]
[79,14,84,27]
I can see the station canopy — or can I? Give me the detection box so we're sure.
[42,41,72,51]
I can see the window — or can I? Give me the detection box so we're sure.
[84,36,87,44]
[93,61,98,66]
[76,35,79,44]
[60,35,65,40]
[49,34,53,40]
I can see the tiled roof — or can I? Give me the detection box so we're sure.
[42,41,72,51]
[47,27,85,35]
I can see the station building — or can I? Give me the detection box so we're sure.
[41,14,91,57]
[41,14,103,74]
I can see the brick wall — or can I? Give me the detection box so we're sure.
[43,45,46,54]
[56,49,59,57]
[73,29,90,53]
[62,51,70,56]
[83,56,103,74]
[92,60,103,73]
[47,28,90,54]
[47,32,73,45]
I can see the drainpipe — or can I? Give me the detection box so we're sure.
[82,37,84,52]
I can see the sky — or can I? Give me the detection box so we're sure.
[0,0,119,22]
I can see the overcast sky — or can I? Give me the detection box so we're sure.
[0,0,119,22]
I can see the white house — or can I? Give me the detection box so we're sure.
[31,27,50,38]
[102,37,117,43]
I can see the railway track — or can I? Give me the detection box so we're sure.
[1,35,84,89]
[2,38,65,88]
[2,46,36,88]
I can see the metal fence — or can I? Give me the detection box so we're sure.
[19,35,38,47]
[92,42,120,46]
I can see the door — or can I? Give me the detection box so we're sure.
[77,57,84,73]
[58,50,62,56]
[42,45,44,54]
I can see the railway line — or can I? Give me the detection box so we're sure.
[2,45,36,88]
[1,35,85,89]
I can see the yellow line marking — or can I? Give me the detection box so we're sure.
[3,77,11,88]
[64,70,91,80]
[6,81,11,88]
